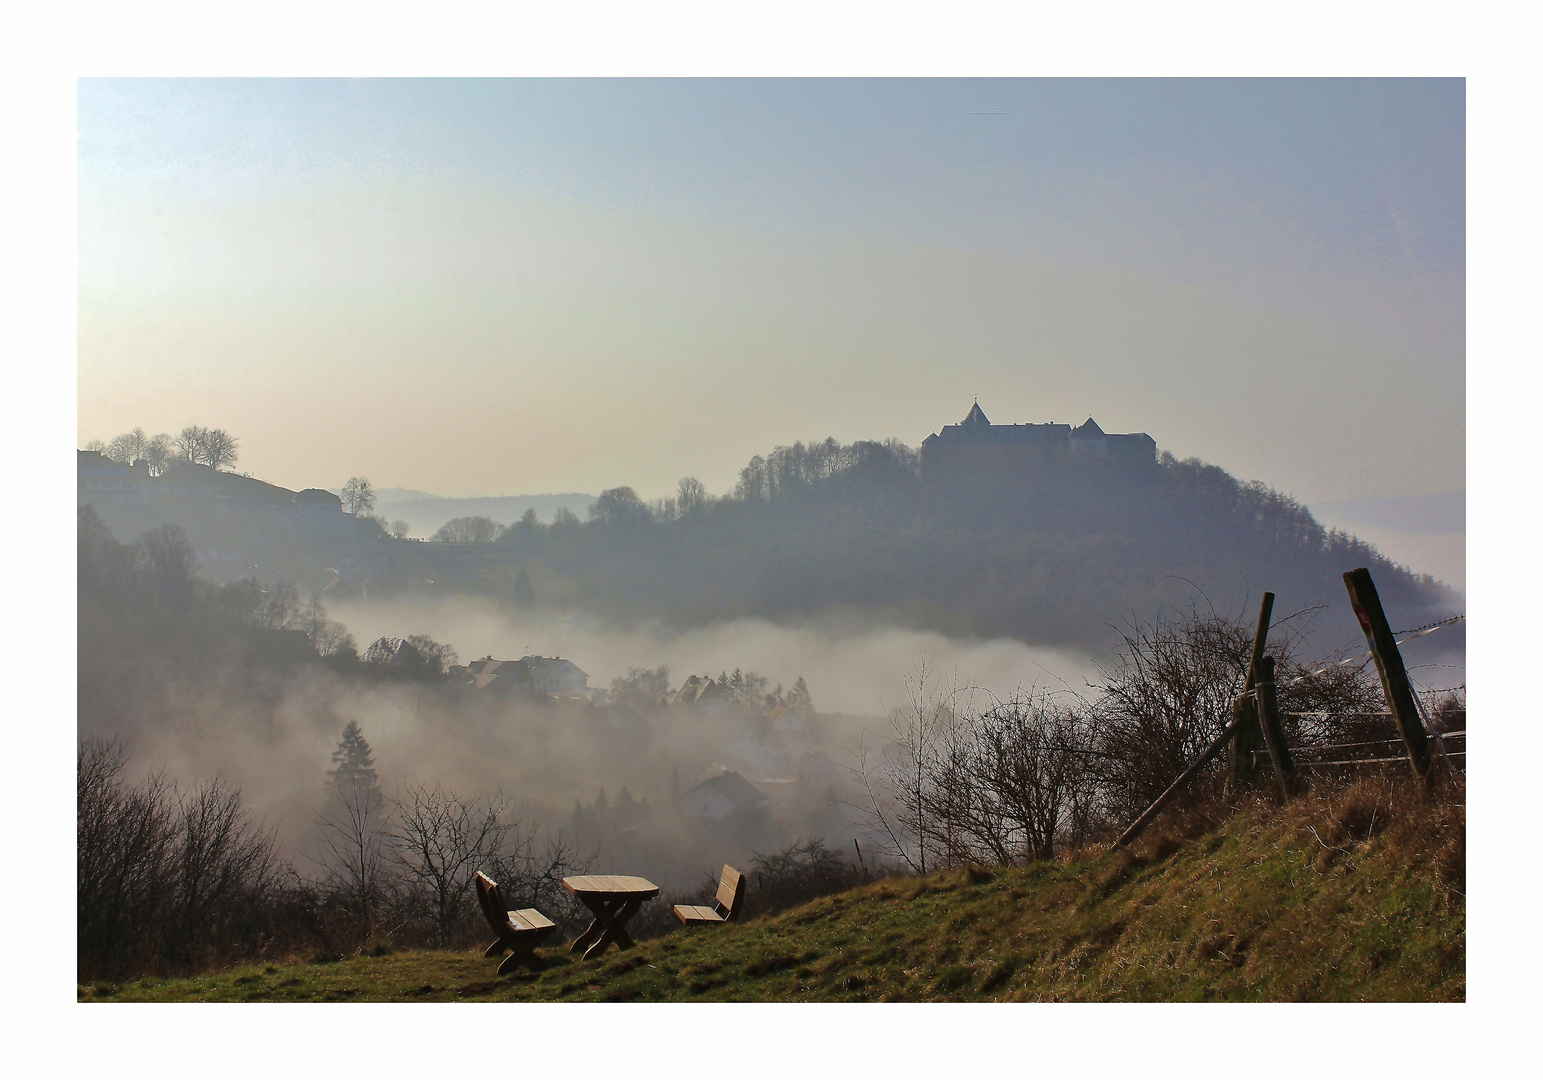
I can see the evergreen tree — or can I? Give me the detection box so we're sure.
[512,565,535,606]
[327,720,382,808]
[788,676,814,715]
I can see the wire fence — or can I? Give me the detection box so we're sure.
[1252,729,1465,771]
[1277,613,1465,691]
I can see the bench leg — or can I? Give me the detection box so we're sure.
[496,944,546,975]
[484,940,507,958]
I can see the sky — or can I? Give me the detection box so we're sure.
[77,78,1464,505]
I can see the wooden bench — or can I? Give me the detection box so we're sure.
[475,871,557,974]
[673,865,746,926]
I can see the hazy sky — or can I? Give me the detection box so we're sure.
[78,78,1464,503]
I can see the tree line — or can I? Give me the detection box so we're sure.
[85,425,240,473]
[78,504,454,692]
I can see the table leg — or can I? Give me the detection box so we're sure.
[571,915,605,953]
[572,896,622,953]
[582,897,643,960]
[610,898,642,950]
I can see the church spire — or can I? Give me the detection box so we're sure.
[962,400,990,427]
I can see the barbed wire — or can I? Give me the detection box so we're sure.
[1392,613,1466,637]
[1277,613,1465,690]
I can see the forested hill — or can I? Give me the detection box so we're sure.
[401,438,1457,655]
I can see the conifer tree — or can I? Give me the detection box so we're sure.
[327,720,382,809]
[788,676,814,715]
[512,566,535,607]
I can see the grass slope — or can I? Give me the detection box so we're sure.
[83,797,1463,1003]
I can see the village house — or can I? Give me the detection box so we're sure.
[765,704,806,733]
[450,654,589,698]
[523,656,588,696]
[679,770,768,821]
[673,674,731,715]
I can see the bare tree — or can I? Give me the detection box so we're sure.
[84,438,107,454]
[143,433,175,476]
[431,515,504,543]
[175,426,208,464]
[306,597,357,659]
[106,428,149,465]
[949,692,1097,862]
[313,780,392,944]
[389,519,410,539]
[848,660,960,874]
[341,477,376,517]
[391,782,515,946]
[677,476,708,515]
[202,429,240,470]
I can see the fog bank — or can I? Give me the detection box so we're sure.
[326,597,1103,717]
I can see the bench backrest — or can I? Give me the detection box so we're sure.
[475,871,507,934]
[714,865,746,922]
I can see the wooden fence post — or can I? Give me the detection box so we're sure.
[1342,567,1433,784]
[1116,699,1251,848]
[1254,656,1297,799]
[1228,591,1274,791]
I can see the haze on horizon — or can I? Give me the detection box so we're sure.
[78,78,1464,508]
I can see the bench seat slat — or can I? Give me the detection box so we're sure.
[673,904,726,924]
[507,908,556,933]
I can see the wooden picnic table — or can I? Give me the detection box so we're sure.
[561,875,660,960]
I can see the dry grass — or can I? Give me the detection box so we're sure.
[89,776,1461,1003]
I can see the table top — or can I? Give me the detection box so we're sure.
[562,875,660,899]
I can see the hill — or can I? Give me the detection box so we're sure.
[83,784,1463,1003]
[79,431,1461,657]
[396,437,1460,656]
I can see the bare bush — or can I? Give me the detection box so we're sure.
[1086,605,1259,820]
[742,837,865,919]
[851,666,1100,870]
[944,692,1099,863]
[851,607,1399,873]
[78,739,303,980]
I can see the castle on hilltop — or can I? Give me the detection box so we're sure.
[919,402,1157,477]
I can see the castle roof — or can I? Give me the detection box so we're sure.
[1071,417,1105,438]
[961,401,991,427]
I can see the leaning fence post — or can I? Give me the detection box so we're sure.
[1116,697,1251,848]
[1228,591,1274,791]
[1342,567,1433,784]
[1254,656,1297,800]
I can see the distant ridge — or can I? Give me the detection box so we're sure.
[368,487,444,503]
[373,493,597,538]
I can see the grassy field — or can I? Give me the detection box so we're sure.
[82,786,1463,1003]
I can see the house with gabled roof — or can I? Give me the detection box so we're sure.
[674,674,730,714]
[450,654,587,698]
[679,770,768,821]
